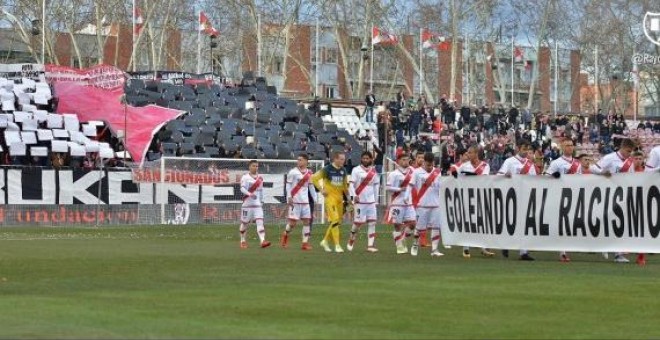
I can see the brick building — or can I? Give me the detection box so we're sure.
[0,25,181,71]
[242,23,582,112]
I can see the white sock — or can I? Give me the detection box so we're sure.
[560,251,566,256]
[404,225,414,239]
[285,223,292,233]
[349,224,359,243]
[256,220,266,242]
[520,249,528,256]
[430,228,440,251]
[367,222,376,247]
[413,228,420,246]
[302,225,310,243]
[392,229,403,248]
[239,223,248,242]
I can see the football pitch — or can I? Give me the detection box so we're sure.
[0,225,658,339]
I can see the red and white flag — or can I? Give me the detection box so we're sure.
[514,46,524,63]
[133,6,143,35]
[438,40,451,51]
[421,29,445,49]
[199,12,219,37]
[372,26,398,46]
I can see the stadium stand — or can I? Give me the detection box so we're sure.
[0,75,117,167]
[130,75,367,166]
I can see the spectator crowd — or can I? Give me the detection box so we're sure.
[369,91,660,174]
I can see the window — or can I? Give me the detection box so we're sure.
[325,86,336,99]
[271,57,284,75]
[325,48,338,64]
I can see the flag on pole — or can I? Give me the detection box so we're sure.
[514,46,524,63]
[421,29,445,49]
[133,6,143,35]
[438,41,451,51]
[199,12,219,37]
[372,26,398,45]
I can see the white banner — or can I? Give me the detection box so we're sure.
[440,173,660,253]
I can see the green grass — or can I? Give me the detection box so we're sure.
[0,225,658,339]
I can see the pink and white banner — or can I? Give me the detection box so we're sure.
[54,82,183,163]
[45,64,126,89]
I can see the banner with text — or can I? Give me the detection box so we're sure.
[0,168,287,205]
[440,173,660,253]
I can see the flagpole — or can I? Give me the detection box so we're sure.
[370,25,374,94]
[197,11,202,74]
[41,0,45,64]
[132,0,135,71]
[315,18,319,97]
[257,13,262,77]
[511,35,514,108]
[419,28,424,97]
[594,46,599,115]
[633,47,638,123]
[554,40,558,117]
[466,33,470,106]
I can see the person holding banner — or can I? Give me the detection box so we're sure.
[239,160,271,249]
[412,152,446,257]
[545,138,582,263]
[577,154,592,174]
[312,151,350,253]
[411,151,429,247]
[386,154,417,254]
[632,150,648,266]
[589,138,638,263]
[645,145,660,172]
[281,154,317,251]
[497,139,536,261]
[449,149,469,177]
[456,145,496,259]
[589,138,636,177]
[632,151,646,172]
[347,152,380,253]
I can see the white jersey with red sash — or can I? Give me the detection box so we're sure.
[385,167,416,224]
[240,173,264,208]
[449,161,463,174]
[287,167,314,204]
[350,165,380,204]
[350,165,380,224]
[590,151,635,174]
[546,156,582,175]
[498,156,537,175]
[387,167,414,206]
[414,167,442,208]
[645,146,660,172]
[456,161,490,176]
[411,166,427,207]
